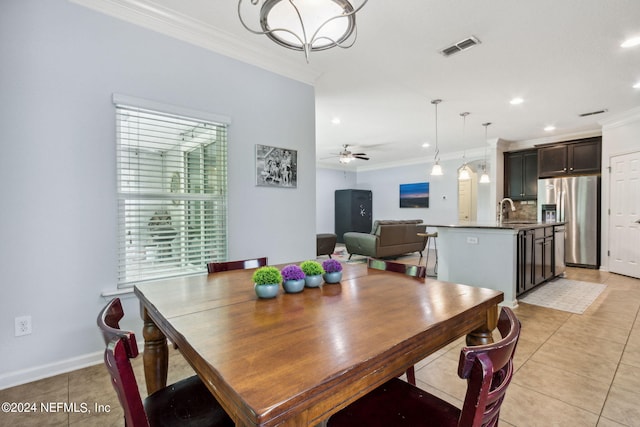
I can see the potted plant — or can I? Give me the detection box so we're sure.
[281,264,305,293]
[300,260,324,288]
[252,266,282,298]
[322,259,343,284]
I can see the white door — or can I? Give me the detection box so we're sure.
[458,178,472,221]
[609,151,640,278]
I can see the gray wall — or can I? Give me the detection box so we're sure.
[601,109,640,272]
[0,0,315,387]
[315,168,357,234]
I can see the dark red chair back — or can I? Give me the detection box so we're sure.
[458,307,520,426]
[97,298,149,427]
[98,298,234,427]
[207,257,267,273]
[327,307,520,427]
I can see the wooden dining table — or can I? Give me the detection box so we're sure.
[134,261,503,427]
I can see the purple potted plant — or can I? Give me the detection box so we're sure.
[322,259,343,284]
[281,264,305,293]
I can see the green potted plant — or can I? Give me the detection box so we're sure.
[252,266,282,298]
[281,264,305,293]
[300,260,324,288]
[322,259,343,284]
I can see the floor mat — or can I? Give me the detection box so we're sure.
[518,278,606,314]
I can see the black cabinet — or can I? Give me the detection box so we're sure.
[517,230,535,294]
[335,189,372,243]
[518,225,557,295]
[505,149,538,200]
[533,227,554,286]
[538,137,601,177]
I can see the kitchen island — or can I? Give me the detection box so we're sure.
[426,221,565,308]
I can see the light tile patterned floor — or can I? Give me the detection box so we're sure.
[518,278,607,313]
[1,262,639,426]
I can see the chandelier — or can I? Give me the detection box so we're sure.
[238,0,368,62]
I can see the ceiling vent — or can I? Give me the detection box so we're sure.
[579,109,608,117]
[439,36,481,57]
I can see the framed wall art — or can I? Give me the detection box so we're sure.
[255,144,297,188]
[399,182,429,208]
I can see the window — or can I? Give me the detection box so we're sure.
[115,97,228,287]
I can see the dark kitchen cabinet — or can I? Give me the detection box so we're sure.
[505,149,538,200]
[335,189,372,243]
[518,225,557,295]
[533,227,554,286]
[517,230,535,294]
[538,137,601,178]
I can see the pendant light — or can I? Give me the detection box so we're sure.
[479,122,491,184]
[430,99,443,176]
[458,112,471,181]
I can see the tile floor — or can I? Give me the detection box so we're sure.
[1,264,639,426]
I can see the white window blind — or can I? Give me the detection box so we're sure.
[115,102,228,287]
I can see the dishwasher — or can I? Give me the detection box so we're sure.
[554,226,566,276]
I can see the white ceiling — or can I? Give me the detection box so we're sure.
[76,0,640,170]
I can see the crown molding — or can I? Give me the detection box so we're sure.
[69,0,322,85]
[508,129,602,150]
[600,106,640,129]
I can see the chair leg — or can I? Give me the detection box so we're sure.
[433,238,438,275]
[406,366,416,385]
[348,254,353,260]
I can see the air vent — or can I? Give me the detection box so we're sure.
[579,109,608,117]
[439,36,481,57]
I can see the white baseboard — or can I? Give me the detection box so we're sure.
[0,351,104,390]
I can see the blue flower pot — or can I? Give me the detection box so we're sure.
[323,271,342,284]
[254,283,279,299]
[304,275,323,288]
[282,279,305,293]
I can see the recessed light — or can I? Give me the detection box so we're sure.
[621,36,640,48]
[331,117,341,125]
[510,97,524,105]
[544,125,556,132]
[633,82,640,89]
[422,142,430,148]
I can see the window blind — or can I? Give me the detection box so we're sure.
[115,103,228,287]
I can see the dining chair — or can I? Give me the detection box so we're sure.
[367,258,427,279]
[207,257,268,273]
[327,307,520,427]
[97,298,234,427]
[367,258,426,384]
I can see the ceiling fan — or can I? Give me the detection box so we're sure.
[336,144,369,164]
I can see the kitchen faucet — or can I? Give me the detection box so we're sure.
[497,198,516,223]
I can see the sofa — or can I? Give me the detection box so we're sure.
[343,219,428,259]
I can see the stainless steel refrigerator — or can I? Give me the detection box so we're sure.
[537,176,600,268]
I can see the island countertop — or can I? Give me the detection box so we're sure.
[426,221,566,230]
[426,221,567,308]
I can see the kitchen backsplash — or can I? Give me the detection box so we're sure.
[506,200,537,221]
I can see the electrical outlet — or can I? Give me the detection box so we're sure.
[15,315,32,336]
[466,236,479,244]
